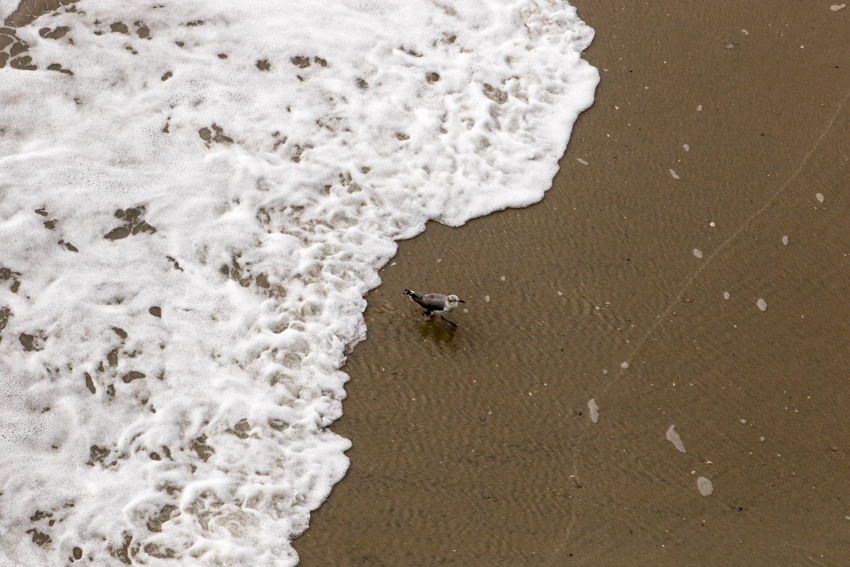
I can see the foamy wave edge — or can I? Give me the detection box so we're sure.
[0,1,597,564]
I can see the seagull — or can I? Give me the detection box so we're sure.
[403,289,465,327]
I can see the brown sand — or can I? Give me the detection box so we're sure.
[294,2,850,566]
[1,0,76,71]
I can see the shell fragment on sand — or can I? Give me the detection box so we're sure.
[666,425,686,453]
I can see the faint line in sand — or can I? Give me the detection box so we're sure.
[546,84,850,565]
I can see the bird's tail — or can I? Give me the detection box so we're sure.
[403,289,422,300]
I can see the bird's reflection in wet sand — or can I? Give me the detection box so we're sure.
[414,316,461,354]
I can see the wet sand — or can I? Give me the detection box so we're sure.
[295,2,850,566]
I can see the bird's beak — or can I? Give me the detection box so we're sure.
[458,299,465,303]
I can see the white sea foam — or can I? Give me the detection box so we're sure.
[587,398,599,423]
[0,1,597,565]
[697,476,713,496]
[665,425,686,453]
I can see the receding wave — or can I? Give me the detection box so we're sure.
[0,1,597,564]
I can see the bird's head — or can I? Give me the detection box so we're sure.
[447,295,465,304]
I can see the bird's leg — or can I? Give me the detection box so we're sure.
[441,316,458,327]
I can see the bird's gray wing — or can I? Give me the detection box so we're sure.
[420,294,448,311]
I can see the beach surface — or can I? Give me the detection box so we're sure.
[295,2,850,565]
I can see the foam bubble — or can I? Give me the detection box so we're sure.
[669,169,680,180]
[0,0,597,564]
[757,298,767,311]
[697,476,713,496]
[816,193,825,203]
[620,361,629,369]
[666,425,686,453]
[693,248,703,259]
[588,399,599,423]
[782,235,788,245]
[723,292,730,300]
